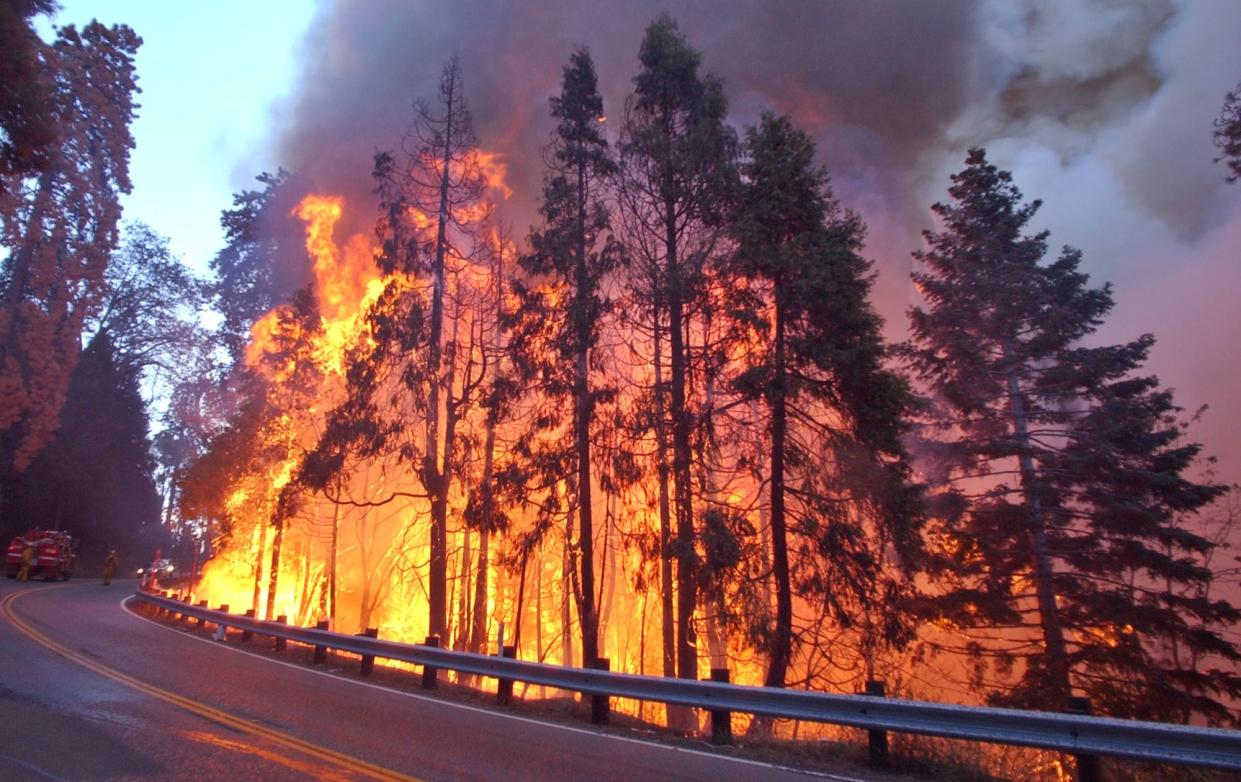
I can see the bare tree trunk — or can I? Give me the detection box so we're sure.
[265,516,285,622]
[329,499,339,630]
[252,515,268,617]
[1002,337,1070,706]
[561,538,574,668]
[456,529,472,650]
[766,297,793,688]
[470,524,490,653]
[667,212,696,684]
[653,315,675,679]
[571,156,601,669]
[422,61,461,642]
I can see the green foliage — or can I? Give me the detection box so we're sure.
[7,330,161,570]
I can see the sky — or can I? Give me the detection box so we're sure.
[38,0,317,273]
[35,1,1241,487]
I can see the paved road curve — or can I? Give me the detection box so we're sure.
[0,581,848,781]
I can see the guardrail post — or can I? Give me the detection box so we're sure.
[1066,697,1101,782]
[360,628,378,676]
[241,609,254,642]
[708,668,732,745]
[590,658,610,725]
[215,605,229,641]
[422,635,440,689]
[865,679,891,770]
[275,614,288,652]
[195,600,208,629]
[497,645,516,705]
[180,594,190,621]
[314,620,329,664]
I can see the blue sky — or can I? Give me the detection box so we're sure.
[39,1,317,275]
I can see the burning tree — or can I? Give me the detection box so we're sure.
[508,48,624,669]
[616,13,738,687]
[730,112,923,690]
[905,149,1241,722]
[368,54,501,642]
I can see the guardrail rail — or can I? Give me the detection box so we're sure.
[131,588,1241,778]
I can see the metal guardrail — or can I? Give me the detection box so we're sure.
[131,589,1241,772]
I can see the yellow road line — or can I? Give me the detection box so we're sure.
[0,587,421,782]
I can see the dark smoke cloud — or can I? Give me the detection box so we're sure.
[263,0,1241,481]
[269,0,978,311]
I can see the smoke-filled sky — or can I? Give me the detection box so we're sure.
[47,1,1241,483]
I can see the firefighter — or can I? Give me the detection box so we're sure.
[17,543,34,581]
[102,549,118,586]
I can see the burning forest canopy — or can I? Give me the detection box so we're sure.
[4,1,1241,741]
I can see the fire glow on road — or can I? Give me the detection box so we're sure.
[0,585,420,782]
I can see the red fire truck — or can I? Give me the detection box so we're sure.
[6,529,76,581]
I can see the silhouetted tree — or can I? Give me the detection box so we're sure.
[91,222,210,386]
[210,169,308,364]
[1215,82,1241,182]
[509,48,623,667]
[905,149,1240,722]
[372,55,491,639]
[0,0,58,185]
[732,112,922,688]
[11,330,161,570]
[616,14,737,683]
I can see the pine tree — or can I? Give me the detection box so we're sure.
[732,113,921,688]
[509,49,623,667]
[370,55,492,640]
[1215,81,1241,182]
[13,329,161,569]
[616,14,737,683]
[905,148,1240,721]
[210,169,307,364]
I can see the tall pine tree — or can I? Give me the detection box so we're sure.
[905,148,1240,722]
[12,329,161,569]
[616,14,737,684]
[509,48,623,667]
[732,113,922,689]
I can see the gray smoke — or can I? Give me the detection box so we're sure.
[264,0,1241,479]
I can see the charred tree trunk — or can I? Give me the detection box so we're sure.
[653,313,675,679]
[574,160,600,668]
[265,517,285,623]
[765,296,793,688]
[252,515,268,618]
[456,529,473,650]
[667,200,696,683]
[329,498,339,630]
[422,68,458,641]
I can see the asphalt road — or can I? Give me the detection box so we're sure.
[0,580,850,781]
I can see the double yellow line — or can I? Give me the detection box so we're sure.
[0,587,420,782]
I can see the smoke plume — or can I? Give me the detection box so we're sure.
[263,0,1241,481]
